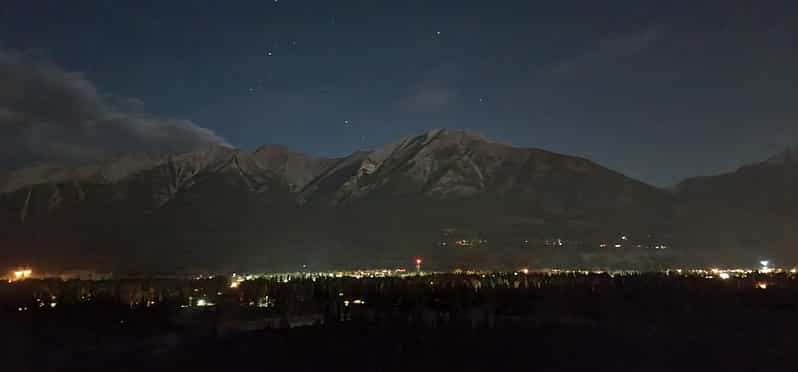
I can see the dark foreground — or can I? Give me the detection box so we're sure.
[2,272,797,371]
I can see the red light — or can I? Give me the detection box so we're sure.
[415,258,422,265]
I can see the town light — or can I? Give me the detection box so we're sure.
[414,258,423,275]
[10,269,33,282]
[719,272,730,280]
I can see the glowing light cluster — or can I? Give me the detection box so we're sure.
[195,298,214,307]
[9,269,33,282]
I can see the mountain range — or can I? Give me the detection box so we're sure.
[1,129,795,272]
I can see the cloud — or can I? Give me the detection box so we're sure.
[543,24,665,78]
[397,80,457,113]
[0,48,228,169]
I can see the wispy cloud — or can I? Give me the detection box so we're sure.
[0,48,228,169]
[543,24,665,78]
[397,80,457,113]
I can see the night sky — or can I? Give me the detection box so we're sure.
[1,0,796,186]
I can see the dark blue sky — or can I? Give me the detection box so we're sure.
[1,0,796,185]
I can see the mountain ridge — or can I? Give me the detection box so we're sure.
[1,130,796,271]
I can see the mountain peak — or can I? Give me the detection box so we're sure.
[254,144,291,155]
[425,128,494,144]
[252,144,336,190]
[765,145,798,165]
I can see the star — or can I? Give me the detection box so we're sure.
[435,31,442,36]
[266,51,273,56]
[344,120,350,125]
